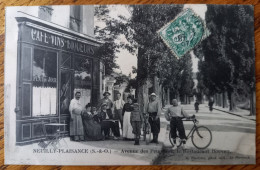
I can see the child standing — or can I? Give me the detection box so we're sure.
[130,103,144,145]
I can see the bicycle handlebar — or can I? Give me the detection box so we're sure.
[174,115,198,124]
[176,114,195,120]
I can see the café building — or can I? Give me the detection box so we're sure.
[5,6,103,145]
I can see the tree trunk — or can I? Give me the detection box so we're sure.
[218,93,222,106]
[216,94,219,106]
[214,94,217,106]
[137,80,149,113]
[227,91,232,111]
[222,92,225,108]
[249,90,256,116]
[219,93,222,107]
[201,92,204,104]
[167,88,170,105]
[162,87,165,107]
[176,92,180,103]
[153,75,162,108]
[228,91,236,111]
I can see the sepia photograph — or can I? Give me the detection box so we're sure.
[4,4,256,165]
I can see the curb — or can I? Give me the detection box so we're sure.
[208,106,256,122]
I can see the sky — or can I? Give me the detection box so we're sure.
[95,4,207,77]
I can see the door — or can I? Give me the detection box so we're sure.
[60,69,73,116]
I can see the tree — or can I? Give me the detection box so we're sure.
[178,54,194,104]
[120,5,183,81]
[194,5,255,113]
[94,5,123,75]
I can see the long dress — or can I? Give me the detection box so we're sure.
[69,99,84,137]
[122,103,134,139]
[81,110,103,141]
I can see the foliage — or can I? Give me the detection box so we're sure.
[123,5,196,92]
[94,5,123,75]
[116,5,197,101]
[193,5,255,111]
[114,73,129,85]
[194,5,254,93]
[125,78,138,92]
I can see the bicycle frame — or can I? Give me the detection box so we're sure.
[143,113,149,136]
[142,113,151,144]
[169,117,212,149]
[184,119,198,140]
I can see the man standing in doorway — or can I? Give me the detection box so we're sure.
[113,92,125,129]
[146,93,161,144]
[69,91,84,141]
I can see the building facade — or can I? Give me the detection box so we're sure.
[5,5,102,145]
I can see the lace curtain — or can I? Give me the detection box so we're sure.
[33,87,56,116]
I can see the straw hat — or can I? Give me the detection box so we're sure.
[103,91,111,96]
[150,93,156,96]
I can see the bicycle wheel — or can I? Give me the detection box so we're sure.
[191,126,212,149]
[169,131,181,147]
[145,123,151,144]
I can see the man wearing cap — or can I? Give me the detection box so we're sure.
[146,93,161,144]
[98,91,113,115]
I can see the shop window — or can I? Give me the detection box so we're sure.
[61,53,71,68]
[70,6,81,32]
[32,48,57,116]
[74,56,92,107]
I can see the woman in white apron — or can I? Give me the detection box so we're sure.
[122,96,134,139]
[69,92,84,141]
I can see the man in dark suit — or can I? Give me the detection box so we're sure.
[99,103,120,140]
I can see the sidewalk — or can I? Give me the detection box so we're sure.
[211,105,256,121]
[7,117,168,165]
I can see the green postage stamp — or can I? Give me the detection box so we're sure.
[158,8,206,58]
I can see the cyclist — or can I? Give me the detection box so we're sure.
[165,99,193,149]
[208,98,214,112]
[194,100,199,113]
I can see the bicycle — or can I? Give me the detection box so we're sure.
[142,112,151,145]
[169,115,212,149]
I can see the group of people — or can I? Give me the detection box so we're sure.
[69,91,161,145]
[69,90,204,148]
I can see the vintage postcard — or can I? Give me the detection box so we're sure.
[4,4,256,165]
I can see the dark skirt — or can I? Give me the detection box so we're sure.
[82,116,103,141]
